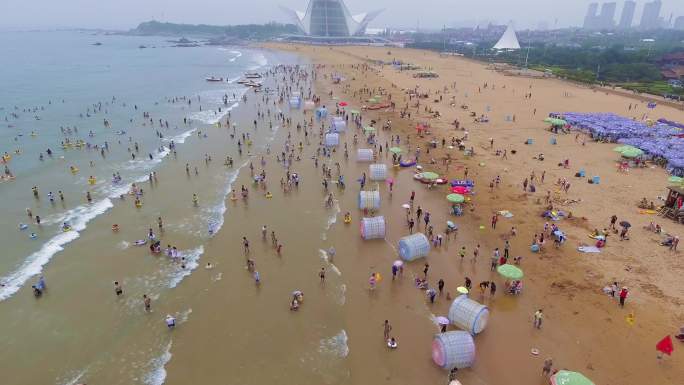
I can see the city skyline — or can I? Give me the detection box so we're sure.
[0,0,681,31]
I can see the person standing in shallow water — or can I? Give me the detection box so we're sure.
[114,281,123,296]
[143,294,151,312]
[383,320,392,340]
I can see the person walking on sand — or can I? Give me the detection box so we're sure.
[438,278,445,295]
[533,309,543,329]
[490,282,497,297]
[491,248,499,271]
[619,287,629,307]
[383,320,392,340]
[610,215,618,231]
[143,294,151,312]
[423,263,429,278]
[504,240,510,259]
[491,214,498,229]
[542,358,553,376]
[408,218,415,234]
[319,267,326,283]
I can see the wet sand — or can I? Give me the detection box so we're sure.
[189,44,684,384]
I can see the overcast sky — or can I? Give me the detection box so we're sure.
[0,0,680,31]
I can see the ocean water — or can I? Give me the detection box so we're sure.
[0,31,275,299]
[0,30,308,384]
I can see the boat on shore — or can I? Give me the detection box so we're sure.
[244,72,262,79]
[237,79,262,87]
[205,76,224,82]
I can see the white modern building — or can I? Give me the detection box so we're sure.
[281,0,382,37]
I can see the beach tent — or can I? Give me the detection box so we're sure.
[324,133,339,147]
[289,96,301,109]
[432,331,476,370]
[361,216,386,240]
[492,22,521,50]
[448,295,489,335]
[316,107,328,119]
[357,149,374,162]
[332,119,347,132]
[358,190,381,210]
[398,233,430,261]
[369,164,388,181]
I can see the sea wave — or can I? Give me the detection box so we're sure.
[0,198,114,301]
[143,341,172,385]
[167,246,203,289]
[188,102,239,125]
[0,127,199,301]
[318,329,349,358]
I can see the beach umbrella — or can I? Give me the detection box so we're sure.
[550,370,595,385]
[338,101,348,107]
[401,203,411,209]
[364,126,376,133]
[374,95,382,99]
[613,145,636,153]
[393,260,404,267]
[456,286,469,294]
[621,148,644,158]
[449,381,463,385]
[350,109,360,115]
[389,147,403,154]
[446,194,465,203]
[619,221,631,228]
[497,264,524,280]
[421,171,439,180]
[668,176,683,184]
[451,186,470,194]
[435,316,450,325]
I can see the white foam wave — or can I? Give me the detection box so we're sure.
[167,246,203,289]
[0,198,114,301]
[247,52,268,70]
[318,330,349,358]
[59,369,87,385]
[165,128,196,144]
[188,102,239,125]
[144,341,172,385]
[318,249,341,276]
[228,50,242,62]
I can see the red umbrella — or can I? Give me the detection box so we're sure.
[416,124,426,132]
[451,186,470,194]
[339,101,348,107]
[656,335,674,356]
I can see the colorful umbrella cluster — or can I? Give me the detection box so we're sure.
[553,112,684,175]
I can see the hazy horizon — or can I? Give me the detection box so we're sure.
[0,0,681,31]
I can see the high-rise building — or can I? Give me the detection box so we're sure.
[640,0,663,29]
[675,16,684,30]
[584,3,599,29]
[618,1,636,29]
[281,0,382,37]
[598,2,617,29]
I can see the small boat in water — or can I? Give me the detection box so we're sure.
[244,72,262,79]
[205,76,224,82]
[237,80,262,88]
